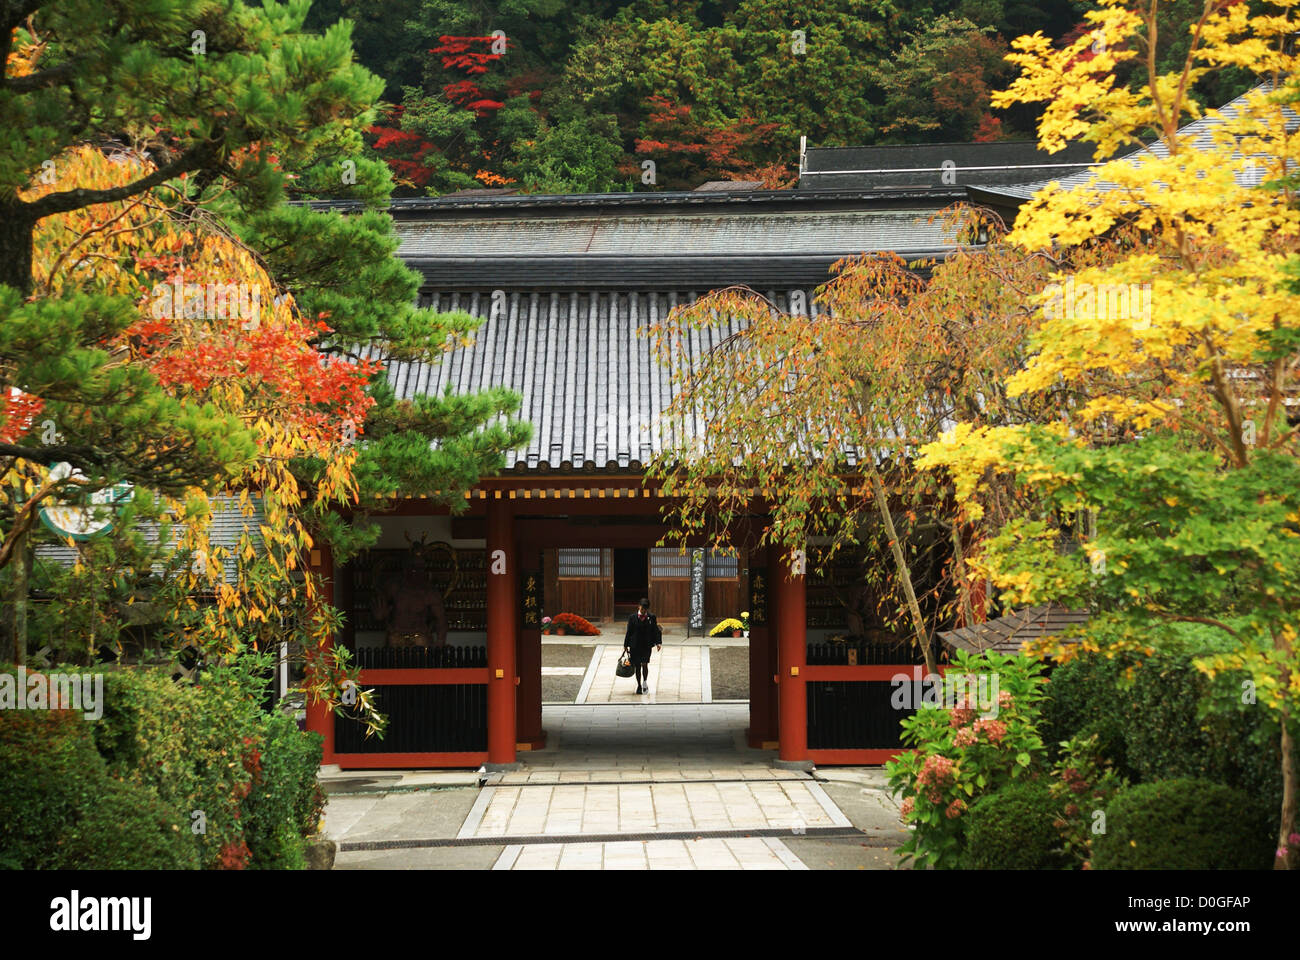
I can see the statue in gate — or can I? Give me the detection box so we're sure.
[371,534,454,649]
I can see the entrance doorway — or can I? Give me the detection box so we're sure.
[612,548,648,615]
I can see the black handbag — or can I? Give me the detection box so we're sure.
[615,649,635,678]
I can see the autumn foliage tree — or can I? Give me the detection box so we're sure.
[644,210,1136,674]
[916,0,1300,869]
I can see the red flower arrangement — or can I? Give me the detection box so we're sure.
[543,612,599,636]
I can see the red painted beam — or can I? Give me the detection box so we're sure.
[808,748,903,766]
[333,752,488,770]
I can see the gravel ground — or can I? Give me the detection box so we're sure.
[542,644,596,703]
[542,644,599,667]
[710,646,749,700]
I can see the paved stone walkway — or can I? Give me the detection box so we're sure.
[520,703,747,769]
[323,702,911,870]
[460,779,849,838]
[578,644,709,703]
[495,837,808,870]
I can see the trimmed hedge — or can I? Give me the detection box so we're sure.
[964,779,1070,870]
[0,710,198,869]
[1092,779,1274,870]
[1041,651,1288,828]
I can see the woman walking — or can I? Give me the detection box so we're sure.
[623,596,662,694]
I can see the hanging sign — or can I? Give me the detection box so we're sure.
[37,463,132,541]
[749,568,768,626]
[689,547,705,633]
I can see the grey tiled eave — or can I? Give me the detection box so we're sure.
[375,289,838,474]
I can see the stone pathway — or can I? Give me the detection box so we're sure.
[578,644,709,704]
[460,779,849,838]
[495,837,808,870]
[323,702,910,870]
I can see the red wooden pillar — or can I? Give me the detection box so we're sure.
[305,543,336,762]
[486,496,518,766]
[774,544,809,767]
[516,626,545,750]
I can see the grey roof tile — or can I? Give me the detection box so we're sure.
[374,290,824,472]
[939,603,1091,656]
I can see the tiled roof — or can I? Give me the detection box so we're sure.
[801,139,1104,190]
[938,603,1091,656]
[377,289,848,472]
[393,204,960,290]
[379,190,969,471]
[969,84,1294,202]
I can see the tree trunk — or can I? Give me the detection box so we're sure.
[0,203,34,296]
[867,462,937,676]
[1277,624,1297,870]
[950,522,975,628]
[11,528,30,667]
[1278,714,1297,870]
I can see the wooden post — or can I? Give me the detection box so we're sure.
[486,497,517,765]
[305,544,335,762]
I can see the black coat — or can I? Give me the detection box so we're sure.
[624,612,660,659]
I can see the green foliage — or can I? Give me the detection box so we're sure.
[0,708,198,870]
[12,491,194,665]
[242,711,325,870]
[963,779,1069,870]
[505,113,628,193]
[1092,779,1274,870]
[1048,730,1129,867]
[319,0,1098,192]
[1041,647,1289,835]
[89,658,324,869]
[92,667,260,868]
[885,649,1049,869]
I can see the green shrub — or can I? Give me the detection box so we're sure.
[1040,655,1125,759]
[0,709,197,869]
[886,650,1050,869]
[92,667,257,868]
[242,712,324,870]
[1073,716,1133,783]
[3,660,325,870]
[1041,651,1289,834]
[1092,778,1274,870]
[964,779,1070,870]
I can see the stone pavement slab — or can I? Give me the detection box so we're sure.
[461,780,846,839]
[493,837,808,870]
[581,644,708,703]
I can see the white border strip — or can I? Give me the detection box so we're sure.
[575,645,604,704]
[458,786,496,839]
[804,781,854,828]
[700,645,712,703]
[764,837,810,870]
[493,844,524,870]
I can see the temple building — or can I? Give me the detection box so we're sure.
[305,177,994,771]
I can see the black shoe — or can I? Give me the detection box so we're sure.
[636,686,643,694]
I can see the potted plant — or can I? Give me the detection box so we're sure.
[709,617,744,638]
[740,611,750,638]
[541,616,552,635]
